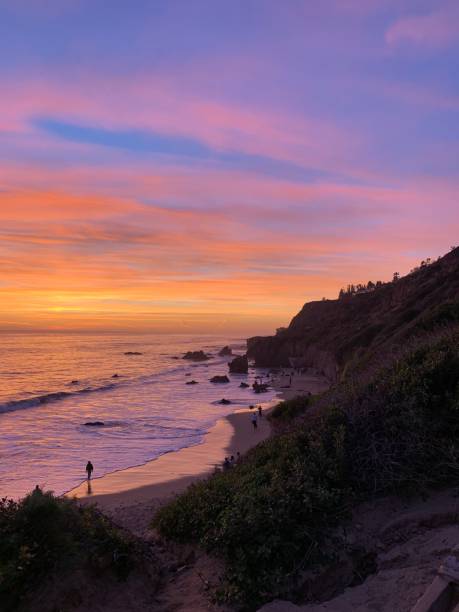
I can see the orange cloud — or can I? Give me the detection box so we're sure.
[0,180,456,333]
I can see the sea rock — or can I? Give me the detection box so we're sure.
[112,373,119,378]
[70,380,79,384]
[186,380,198,385]
[239,381,250,388]
[229,354,249,374]
[219,398,231,404]
[253,381,269,393]
[183,350,210,361]
[124,351,143,355]
[210,375,230,383]
[84,421,105,427]
[219,345,233,356]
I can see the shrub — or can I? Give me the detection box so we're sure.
[0,489,135,610]
[269,395,310,422]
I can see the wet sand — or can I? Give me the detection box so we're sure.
[66,370,328,534]
[67,408,271,526]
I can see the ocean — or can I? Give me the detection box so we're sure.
[0,333,276,499]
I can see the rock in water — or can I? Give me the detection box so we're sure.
[124,351,142,355]
[229,354,249,374]
[84,421,105,427]
[210,375,230,383]
[253,381,269,393]
[112,373,119,378]
[183,350,210,361]
[186,380,199,385]
[219,398,231,404]
[219,346,233,356]
[70,380,79,384]
[239,381,250,388]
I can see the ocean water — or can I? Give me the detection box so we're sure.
[0,333,276,499]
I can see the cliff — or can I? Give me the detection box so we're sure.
[247,247,459,381]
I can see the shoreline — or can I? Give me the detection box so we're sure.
[67,368,330,534]
[67,406,273,519]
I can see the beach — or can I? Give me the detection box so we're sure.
[68,407,273,534]
[272,368,331,401]
[67,368,330,535]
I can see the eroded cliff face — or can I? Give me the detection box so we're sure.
[247,334,339,380]
[247,247,459,381]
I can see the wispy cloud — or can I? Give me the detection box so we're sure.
[386,2,459,48]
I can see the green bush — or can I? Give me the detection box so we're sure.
[412,301,459,334]
[0,489,134,610]
[153,331,459,609]
[269,395,310,422]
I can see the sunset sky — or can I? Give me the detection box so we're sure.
[1,0,458,334]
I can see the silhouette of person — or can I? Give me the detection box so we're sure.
[258,405,263,418]
[251,412,258,430]
[86,460,94,480]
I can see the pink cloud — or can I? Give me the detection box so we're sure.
[386,2,459,48]
[0,72,366,182]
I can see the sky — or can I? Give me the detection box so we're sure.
[0,0,458,334]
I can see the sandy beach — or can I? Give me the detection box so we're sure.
[67,368,329,535]
[67,407,272,532]
[271,368,331,401]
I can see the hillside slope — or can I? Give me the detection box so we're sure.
[247,247,459,381]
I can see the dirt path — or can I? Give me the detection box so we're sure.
[259,489,459,612]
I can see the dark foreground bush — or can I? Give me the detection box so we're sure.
[0,488,135,611]
[269,394,311,423]
[153,331,459,609]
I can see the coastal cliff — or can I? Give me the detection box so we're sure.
[248,247,459,381]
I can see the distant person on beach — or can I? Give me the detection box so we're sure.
[236,451,241,462]
[251,412,258,430]
[258,405,262,417]
[86,460,94,480]
[223,457,231,470]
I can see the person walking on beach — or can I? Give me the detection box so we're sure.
[86,460,94,480]
[258,405,263,418]
[251,412,258,430]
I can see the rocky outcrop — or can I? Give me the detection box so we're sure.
[248,247,459,381]
[218,398,232,404]
[219,346,233,356]
[210,375,230,383]
[186,380,198,385]
[124,351,142,355]
[229,354,249,374]
[253,381,269,393]
[183,350,210,361]
[240,382,250,388]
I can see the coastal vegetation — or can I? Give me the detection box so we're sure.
[154,329,459,608]
[0,488,141,611]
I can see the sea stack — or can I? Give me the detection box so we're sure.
[219,346,233,356]
[229,354,249,374]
